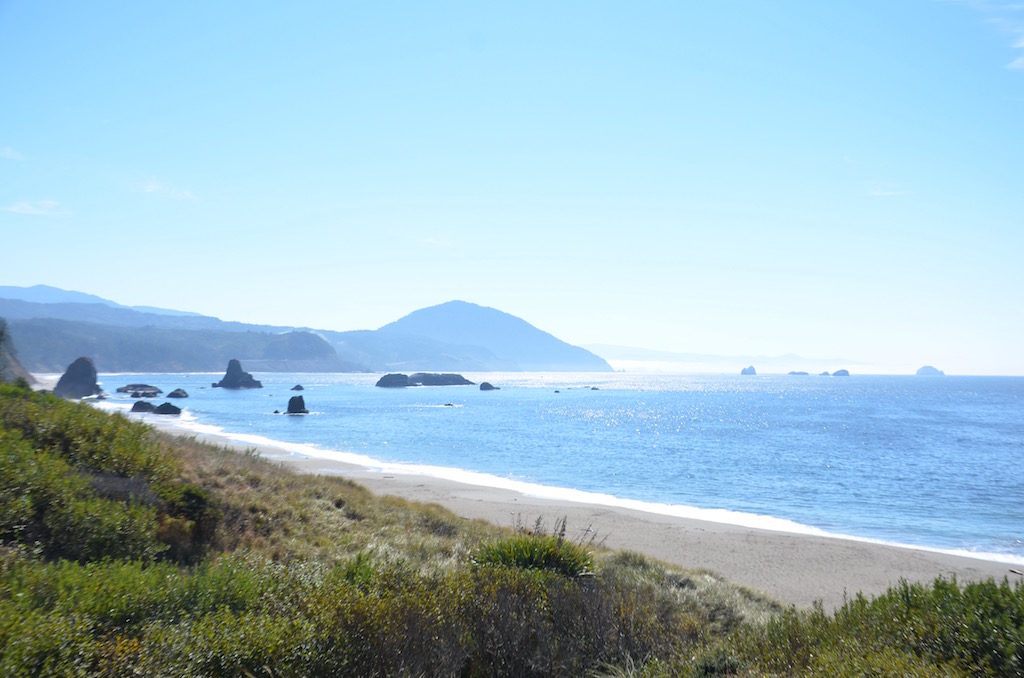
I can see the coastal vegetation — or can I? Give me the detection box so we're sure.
[1,382,1022,675]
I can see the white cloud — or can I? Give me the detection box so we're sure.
[3,200,71,216]
[0,147,23,161]
[140,179,196,201]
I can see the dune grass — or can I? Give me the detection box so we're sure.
[1,381,1022,676]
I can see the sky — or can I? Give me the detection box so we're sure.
[1,1,1022,375]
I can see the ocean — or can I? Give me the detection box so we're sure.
[95,372,1024,564]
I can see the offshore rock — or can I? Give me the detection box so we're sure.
[117,384,162,396]
[832,369,850,377]
[375,373,410,388]
[54,357,102,399]
[916,365,945,376]
[154,402,182,415]
[479,382,500,391]
[291,384,304,391]
[167,388,189,398]
[212,359,262,389]
[408,372,474,386]
[740,365,756,376]
[130,400,156,413]
[287,395,308,414]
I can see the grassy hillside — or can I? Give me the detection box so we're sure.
[1,384,1021,676]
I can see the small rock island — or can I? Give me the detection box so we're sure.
[54,357,102,399]
[212,359,263,389]
[375,373,475,388]
[916,365,945,376]
[740,365,756,376]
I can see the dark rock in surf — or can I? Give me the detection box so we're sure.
[153,402,181,415]
[117,384,162,396]
[167,388,188,398]
[291,384,304,391]
[212,359,262,389]
[130,400,156,413]
[286,395,308,414]
[54,357,102,399]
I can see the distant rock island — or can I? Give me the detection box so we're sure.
[916,365,945,376]
[740,365,756,376]
[212,359,263,389]
[375,372,475,388]
[479,382,499,391]
[832,369,850,377]
[54,357,102,399]
[286,395,308,414]
[788,371,809,376]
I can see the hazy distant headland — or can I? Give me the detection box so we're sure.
[0,285,610,374]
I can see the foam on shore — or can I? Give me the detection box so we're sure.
[94,399,1024,567]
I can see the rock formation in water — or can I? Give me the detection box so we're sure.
[54,357,102,399]
[287,395,308,414]
[740,365,756,376]
[832,369,850,377]
[153,402,181,415]
[117,384,162,396]
[130,400,155,413]
[291,384,304,391]
[479,382,499,391]
[167,388,188,398]
[212,359,262,389]
[375,372,474,387]
[788,371,809,375]
[915,365,945,376]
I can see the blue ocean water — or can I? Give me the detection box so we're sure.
[97,372,1024,562]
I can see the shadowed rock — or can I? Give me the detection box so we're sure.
[291,384,304,391]
[153,402,181,415]
[212,359,262,389]
[167,388,188,398]
[375,373,410,388]
[479,382,500,391]
[287,395,308,414]
[54,357,102,399]
[130,400,156,413]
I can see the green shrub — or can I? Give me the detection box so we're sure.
[472,533,594,578]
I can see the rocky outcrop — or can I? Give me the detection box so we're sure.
[832,369,850,377]
[376,372,475,387]
[290,384,304,391]
[130,400,155,413]
[167,388,188,398]
[116,384,162,397]
[287,395,308,414]
[54,357,102,399]
[376,373,410,388]
[0,318,33,384]
[740,365,756,376]
[212,359,262,389]
[154,402,181,415]
[916,365,945,376]
[788,371,809,375]
[479,382,500,391]
[819,371,830,376]
[409,373,474,386]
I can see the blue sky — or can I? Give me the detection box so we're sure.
[2,1,1022,374]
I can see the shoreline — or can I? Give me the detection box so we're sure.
[132,411,1021,611]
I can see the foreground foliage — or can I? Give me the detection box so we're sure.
[0,382,1021,676]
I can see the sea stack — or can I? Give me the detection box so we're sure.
[212,359,262,389]
[286,395,308,414]
[54,357,102,399]
[740,365,756,376]
[916,365,945,376]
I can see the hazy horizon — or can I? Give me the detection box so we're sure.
[2,2,1022,375]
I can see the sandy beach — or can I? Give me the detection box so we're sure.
[162,423,1020,611]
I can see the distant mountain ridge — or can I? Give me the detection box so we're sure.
[0,285,609,373]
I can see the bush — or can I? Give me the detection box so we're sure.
[472,533,594,578]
